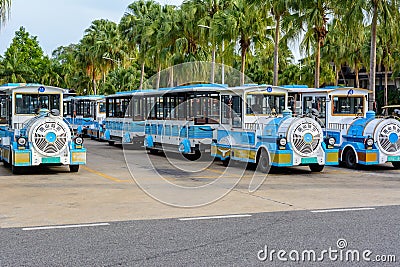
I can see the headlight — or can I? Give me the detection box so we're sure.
[74,136,84,145]
[17,137,27,146]
[366,138,374,147]
[328,137,336,146]
[279,138,287,147]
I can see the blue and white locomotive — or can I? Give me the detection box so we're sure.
[211,85,338,172]
[288,86,400,169]
[0,85,86,173]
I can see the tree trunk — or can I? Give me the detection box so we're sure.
[156,64,161,89]
[240,43,247,86]
[169,66,174,87]
[384,66,388,106]
[315,40,321,88]
[92,70,97,95]
[335,64,339,86]
[211,47,215,84]
[139,61,145,90]
[355,68,360,88]
[369,5,378,111]
[273,15,280,86]
[340,67,347,86]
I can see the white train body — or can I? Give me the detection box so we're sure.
[0,85,86,173]
[288,86,400,168]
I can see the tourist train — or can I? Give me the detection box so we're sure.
[287,86,400,169]
[63,95,106,138]
[0,84,86,173]
[2,80,398,175]
[210,85,338,172]
[102,90,152,145]
[144,84,224,159]
[57,82,400,173]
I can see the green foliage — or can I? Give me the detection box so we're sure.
[0,26,49,83]
[1,0,400,100]
[100,66,141,95]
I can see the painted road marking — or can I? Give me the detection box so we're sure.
[82,166,131,183]
[22,223,110,231]
[179,214,252,221]
[311,207,376,213]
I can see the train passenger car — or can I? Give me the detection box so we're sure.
[144,84,225,159]
[287,86,400,169]
[103,90,150,146]
[211,85,338,172]
[0,85,86,173]
[64,95,105,137]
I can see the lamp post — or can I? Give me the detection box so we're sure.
[198,24,215,84]
[102,56,121,68]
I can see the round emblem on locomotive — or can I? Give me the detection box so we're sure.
[30,118,71,157]
[377,122,400,154]
[290,119,322,157]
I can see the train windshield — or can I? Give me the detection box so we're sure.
[15,93,61,114]
[246,93,285,115]
[333,96,364,115]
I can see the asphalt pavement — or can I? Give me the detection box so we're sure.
[0,205,398,266]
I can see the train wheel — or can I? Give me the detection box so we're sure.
[257,149,270,173]
[344,149,357,169]
[108,141,115,146]
[149,149,159,155]
[69,165,80,172]
[392,161,400,169]
[222,158,230,167]
[3,160,11,168]
[183,150,201,161]
[11,165,21,174]
[309,164,324,172]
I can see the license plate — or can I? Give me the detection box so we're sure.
[388,156,400,161]
[301,157,318,164]
[42,157,61,164]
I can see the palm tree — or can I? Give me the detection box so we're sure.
[192,0,233,83]
[120,0,161,89]
[377,8,399,107]
[291,0,335,88]
[0,0,11,27]
[341,0,400,110]
[253,0,292,85]
[216,0,270,85]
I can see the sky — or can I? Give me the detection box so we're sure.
[0,0,184,56]
[0,0,300,61]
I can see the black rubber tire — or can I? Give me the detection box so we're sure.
[11,165,21,174]
[309,164,324,172]
[222,158,230,167]
[108,141,115,146]
[257,149,271,173]
[3,160,11,168]
[183,150,201,161]
[344,149,357,169]
[69,165,80,172]
[392,161,400,169]
[149,149,159,155]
